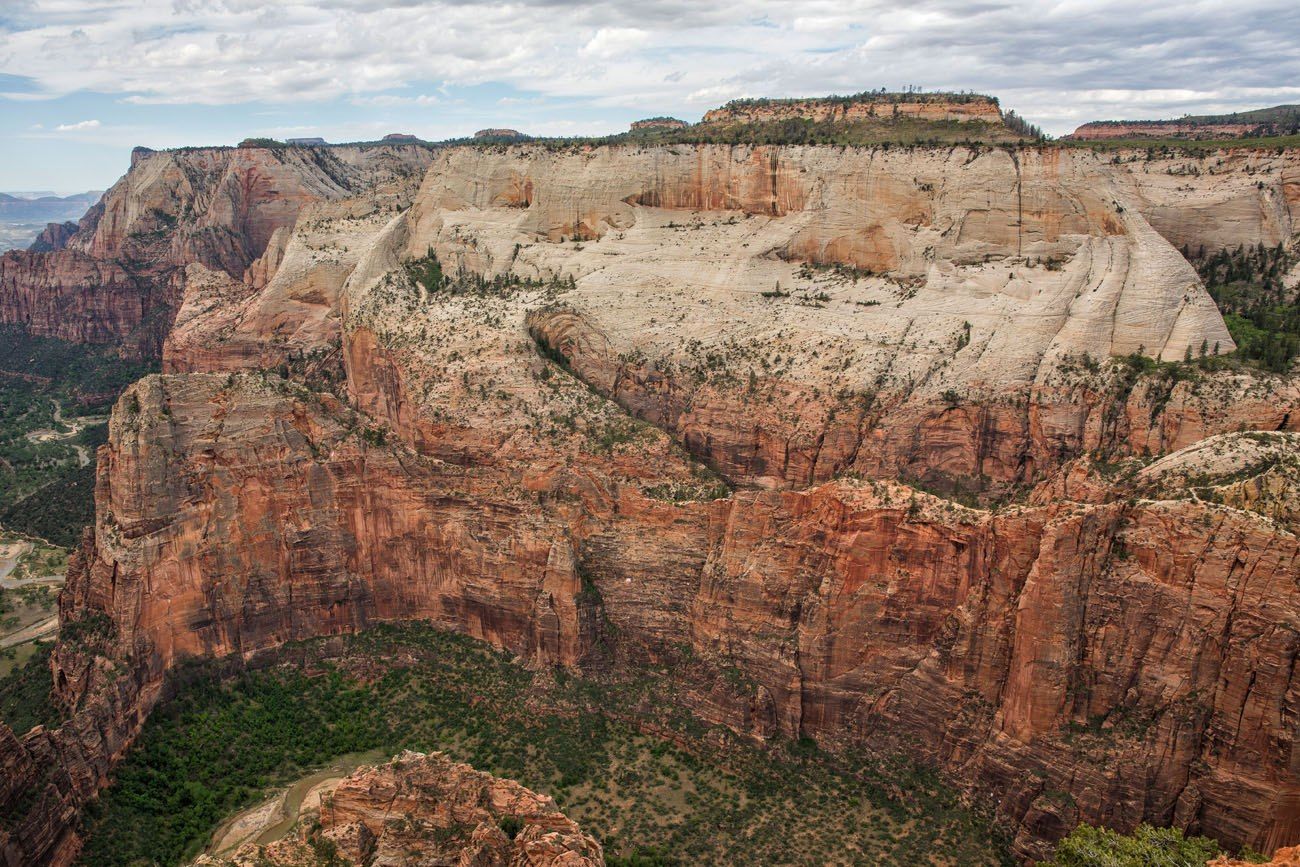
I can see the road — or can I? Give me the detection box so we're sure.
[24,400,104,467]
[0,538,65,649]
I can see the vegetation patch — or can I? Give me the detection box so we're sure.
[1186,242,1298,372]
[0,326,155,545]
[78,624,1012,867]
[0,641,62,733]
[1044,822,1264,866]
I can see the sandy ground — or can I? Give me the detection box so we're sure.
[209,794,288,856]
[300,777,344,815]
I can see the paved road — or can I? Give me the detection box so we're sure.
[0,539,65,648]
[0,540,30,584]
[0,541,63,590]
[24,400,103,467]
[0,615,57,649]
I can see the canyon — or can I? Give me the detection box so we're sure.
[0,97,1298,866]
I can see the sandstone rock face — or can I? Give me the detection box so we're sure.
[28,221,78,253]
[1070,121,1263,140]
[27,364,1298,863]
[395,142,1247,487]
[404,142,1230,360]
[200,751,603,867]
[1113,148,1300,253]
[0,250,145,348]
[2,137,1300,867]
[1211,845,1300,866]
[162,197,401,374]
[700,94,1005,125]
[0,144,432,356]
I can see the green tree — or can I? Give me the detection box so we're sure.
[1045,823,1227,867]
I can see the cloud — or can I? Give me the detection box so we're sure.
[54,119,101,131]
[1,1,1298,134]
[581,27,649,59]
[350,93,440,107]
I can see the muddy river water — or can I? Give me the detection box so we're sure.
[205,748,391,857]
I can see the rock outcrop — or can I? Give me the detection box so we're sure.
[1071,121,1263,141]
[199,751,603,867]
[629,117,687,132]
[1211,846,1300,866]
[700,93,1006,126]
[1,117,1299,867]
[28,221,78,253]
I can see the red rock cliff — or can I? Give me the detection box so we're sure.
[2,136,1299,867]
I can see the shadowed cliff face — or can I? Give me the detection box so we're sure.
[1,140,1299,866]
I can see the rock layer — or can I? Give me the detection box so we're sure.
[1115,148,1300,253]
[1071,121,1264,140]
[700,94,1006,125]
[22,366,1298,863]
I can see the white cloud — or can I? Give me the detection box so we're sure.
[581,27,649,59]
[1,1,1298,135]
[350,94,440,107]
[54,119,101,131]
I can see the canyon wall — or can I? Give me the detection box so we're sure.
[11,370,1296,863]
[396,143,1267,488]
[2,136,1299,866]
[1115,148,1300,254]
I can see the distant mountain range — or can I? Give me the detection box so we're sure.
[0,190,101,224]
[0,190,101,252]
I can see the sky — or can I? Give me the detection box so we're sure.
[2,0,1299,192]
